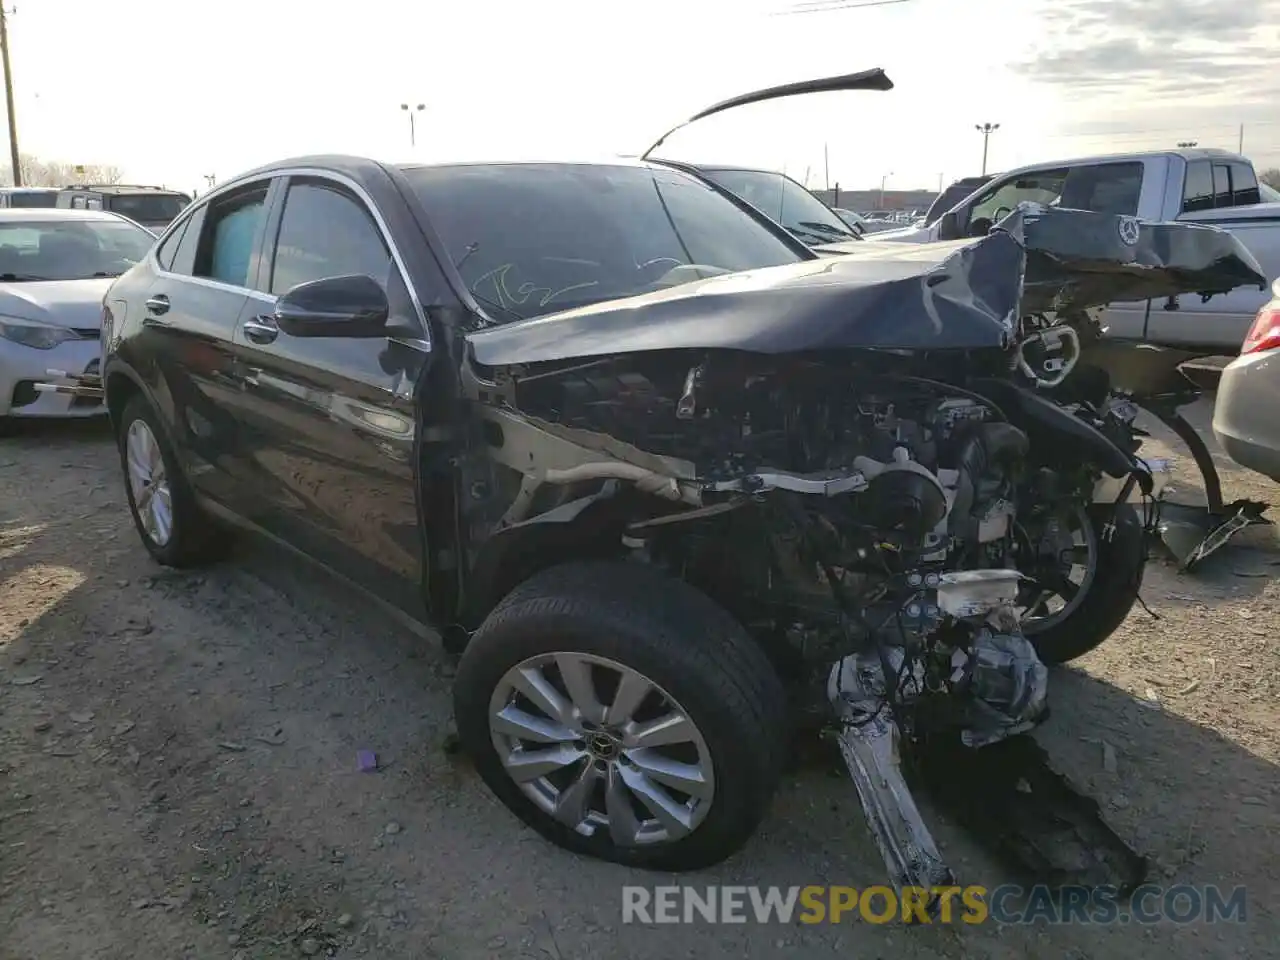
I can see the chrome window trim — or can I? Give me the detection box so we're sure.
[148,167,431,351]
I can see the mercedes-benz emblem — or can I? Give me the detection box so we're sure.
[1117,216,1141,246]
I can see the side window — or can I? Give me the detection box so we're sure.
[71,195,87,210]
[1182,160,1214,213]
[967,168,1069,229]
[86,196,103,210]
[169,206,206,277]
[1056,162,1143,215]
[268,180,391,295]
[1229,163,1260,206]
[192,185,269,288]
[154,216,191,271]
[1212,164,1231,207]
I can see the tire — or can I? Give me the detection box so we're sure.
[117,393,230,567]
[453,560,788,871]
[1025,503,1146,664]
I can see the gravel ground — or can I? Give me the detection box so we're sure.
[0,400,1276,960]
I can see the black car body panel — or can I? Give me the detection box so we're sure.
[814,204,1267,316]
[466,229,1026,367]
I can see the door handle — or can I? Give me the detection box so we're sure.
[144,294,170,315]
[243,315,279,345]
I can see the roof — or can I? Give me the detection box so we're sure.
[59,184,189,196]
[0,207,130,222]
[999,146,1245,177]
[0,186,59,193]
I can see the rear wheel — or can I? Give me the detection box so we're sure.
[117,394,230,567]
[453,560,788,871]
[1018,502,1146,664]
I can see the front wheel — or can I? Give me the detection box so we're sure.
[1018,503,1147,664]
[453,561,788,871]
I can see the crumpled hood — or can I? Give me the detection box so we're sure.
[0,278,112,329]
[467,231,1027,367]
[817,204,1268,314]
[1007,204,1267,314]
[466,204,1268,369]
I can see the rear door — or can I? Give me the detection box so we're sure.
[132,178,278,507]
[224,174,429,615]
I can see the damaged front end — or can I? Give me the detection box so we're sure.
[1003,203,1272,571]
[449,223,1149,904]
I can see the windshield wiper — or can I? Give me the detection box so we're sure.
[796,220,856,240]
[787,225,836,245]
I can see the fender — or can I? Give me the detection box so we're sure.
[459,485,628,633]
[970,378,1144,484]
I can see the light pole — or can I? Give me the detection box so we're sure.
[879,171,893,210]
[400,102,425,147]
[975,122,1000,176]
[0,4,20,185]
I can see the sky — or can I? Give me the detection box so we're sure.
[5,0,1280,195]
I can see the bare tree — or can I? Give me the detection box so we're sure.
[1260,168,1280,191]
[2,154,125,187]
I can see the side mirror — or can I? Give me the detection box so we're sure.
[937,210,961,240]
[274,274,389,338]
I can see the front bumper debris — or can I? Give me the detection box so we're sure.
[32,368,104,403]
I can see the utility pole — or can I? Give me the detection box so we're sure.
[203,173,216,190]
[880,171,893,210]
[824,143,830,191]
[975,123,999,176]
[937,172,944,192]
[0,4,20,186]
[1238,124,1244,153]
[400,102,424,147]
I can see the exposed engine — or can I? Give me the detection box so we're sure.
[465,355,1055,902]
[622,371,1048,752]
[469,357,1049,753]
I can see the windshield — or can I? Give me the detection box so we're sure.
[405,162,804,322]
[697,167,859,245]
[6,191,58,209]
[0,218,156,280]
[1261,181,1280,203]
[107,193,190,224]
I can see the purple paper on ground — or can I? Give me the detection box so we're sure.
[356,749,378,772]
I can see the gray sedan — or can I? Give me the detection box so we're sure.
[1213,279,1280,479]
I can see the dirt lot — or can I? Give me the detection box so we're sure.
[0,404,1276,960]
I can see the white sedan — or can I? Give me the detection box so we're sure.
[0,208,155,424]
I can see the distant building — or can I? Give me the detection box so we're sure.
[813,187,938,213]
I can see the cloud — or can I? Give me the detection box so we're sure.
[1013,0,1280,145]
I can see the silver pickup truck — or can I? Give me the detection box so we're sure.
[866,148,1280,353]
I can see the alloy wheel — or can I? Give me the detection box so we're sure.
[125,419,173,547]
[487,652,716,846]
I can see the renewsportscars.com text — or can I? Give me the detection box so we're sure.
[621,884,1248,925]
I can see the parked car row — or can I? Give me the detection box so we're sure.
[0,184,192,232]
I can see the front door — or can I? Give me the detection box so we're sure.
[226,175,429,617]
